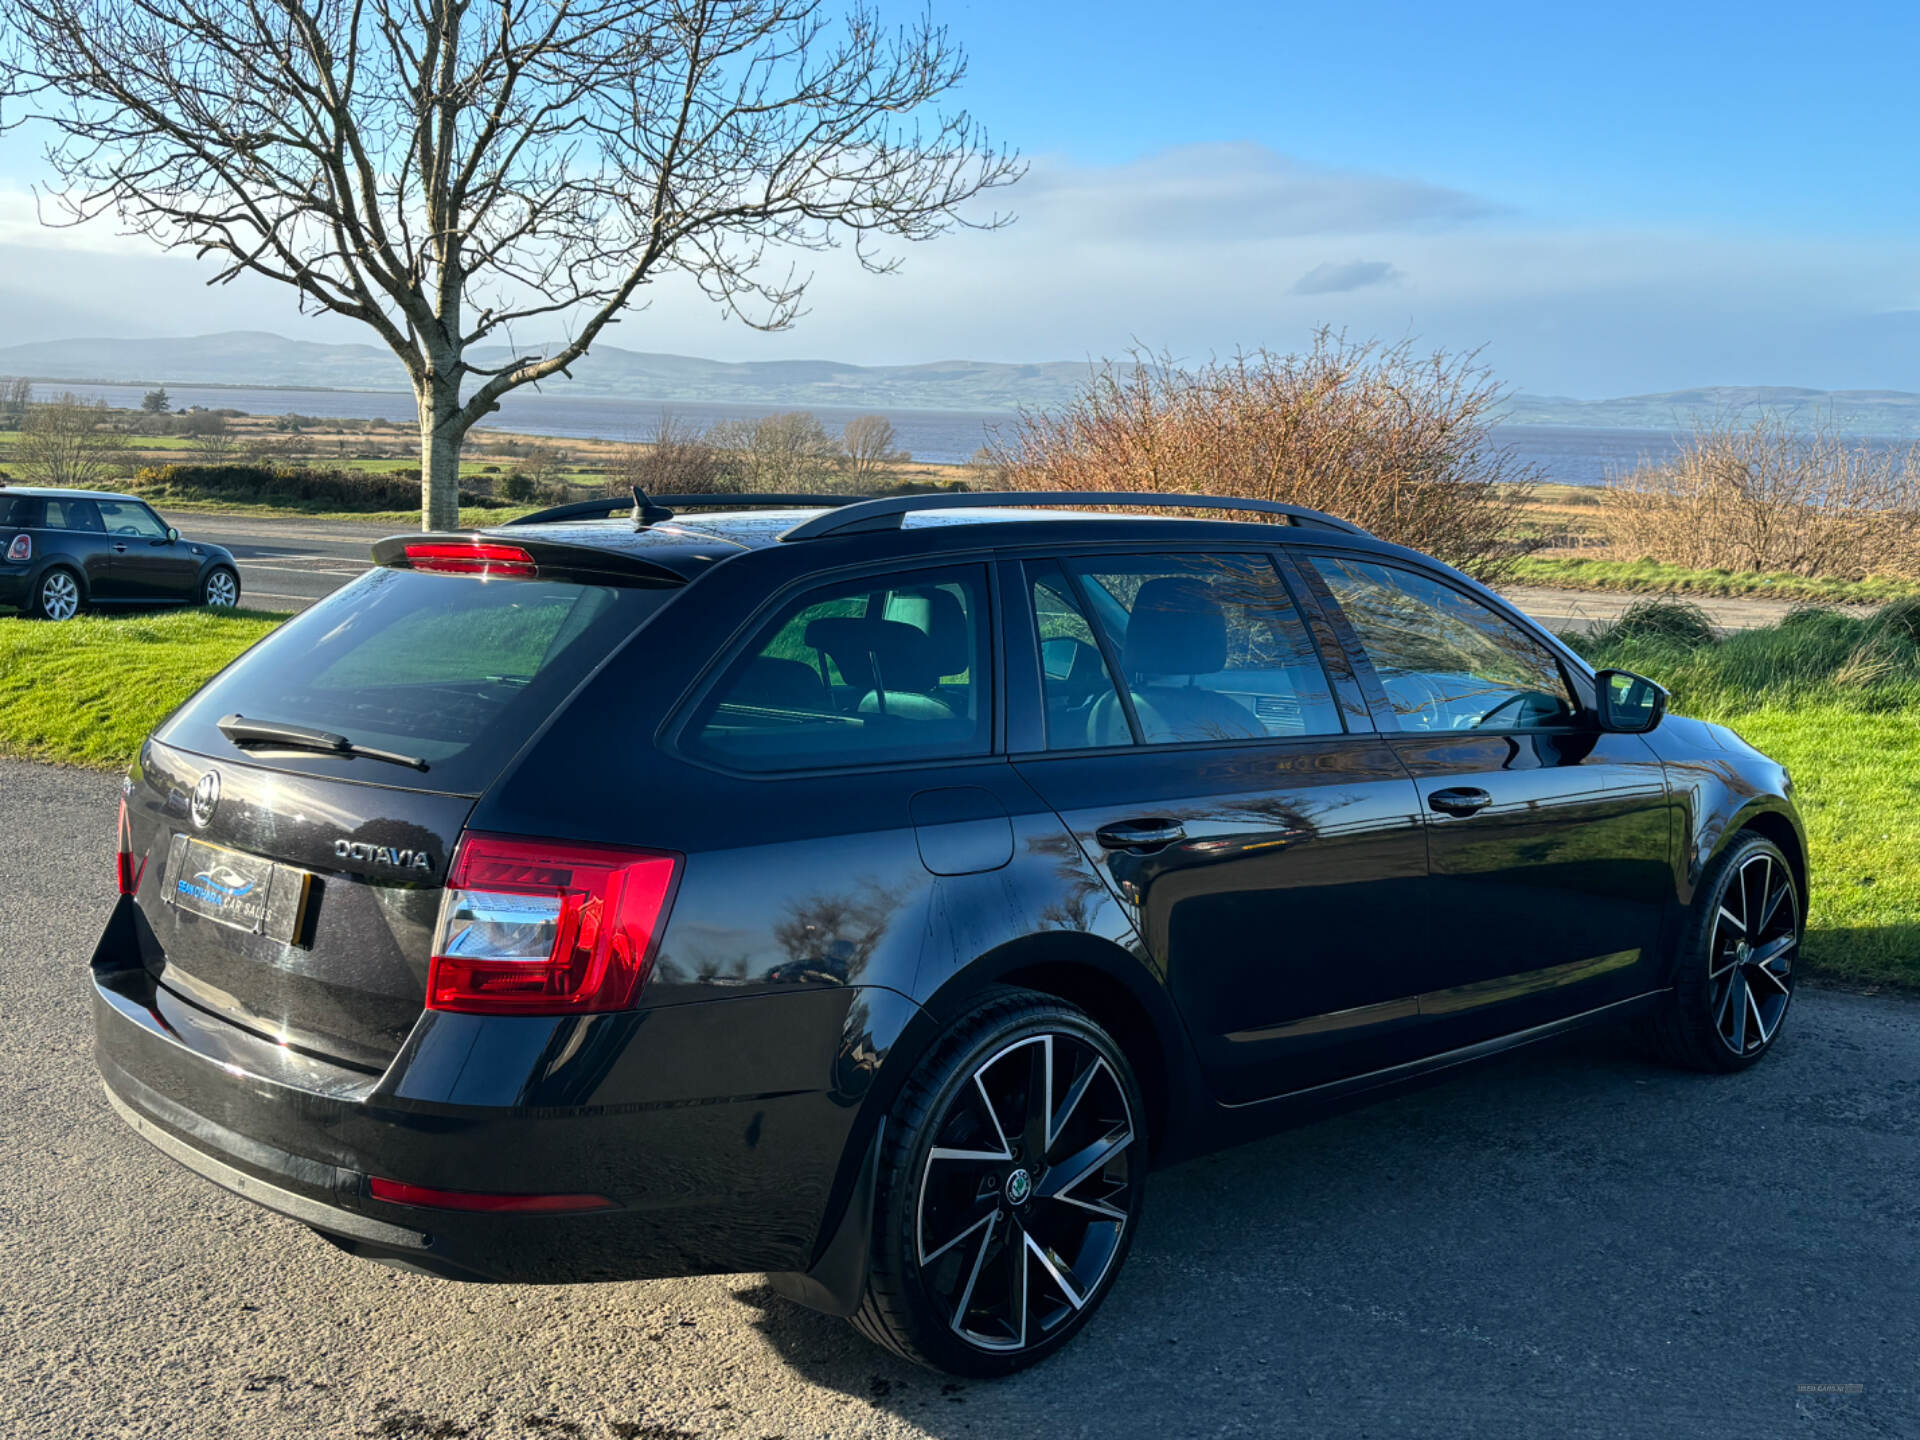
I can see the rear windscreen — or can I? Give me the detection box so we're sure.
[159,567,671,793]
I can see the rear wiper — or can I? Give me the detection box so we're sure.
[217,713,430,773]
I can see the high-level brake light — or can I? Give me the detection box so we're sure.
[426,833,680,1015]
[403,542,537,578]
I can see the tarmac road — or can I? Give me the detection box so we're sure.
[3,755,1918,1438]
[152,507,1854,634]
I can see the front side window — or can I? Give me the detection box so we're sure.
[688,566,990,772]
[1310,556,1576,731]
[1064,553,1343,746]
[96,500,168,539]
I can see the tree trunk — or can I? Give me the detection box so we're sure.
[418,374,465,531]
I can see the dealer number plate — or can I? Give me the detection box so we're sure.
[164,834,313,945]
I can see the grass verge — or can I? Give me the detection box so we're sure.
[1571,602,1920,990]
[1512,555,1918,605]
[0,608,285,769]
[144,496,542,527]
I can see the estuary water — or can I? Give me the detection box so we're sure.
[44,378,1707,484]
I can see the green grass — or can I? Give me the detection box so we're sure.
[139,496,542,527]
[1512,555,1919,605]
[0,608,285,768]
[1570,600,1920,990]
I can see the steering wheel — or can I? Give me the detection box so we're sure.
[112,525,141,536]
[1470,693,1539,730]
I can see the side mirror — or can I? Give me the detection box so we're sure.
[165,527,180,543]
[1595,669,1668,734]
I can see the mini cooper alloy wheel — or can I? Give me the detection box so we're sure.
[37,570,80,621]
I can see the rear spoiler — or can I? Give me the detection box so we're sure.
[370,534,686,587]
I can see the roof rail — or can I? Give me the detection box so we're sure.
[777,490,1370,541]
[503,491,869,528]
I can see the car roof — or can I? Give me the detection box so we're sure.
[0,486,142,501]
[482,505,1400,581]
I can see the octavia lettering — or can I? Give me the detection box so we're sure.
[333,839,434,871]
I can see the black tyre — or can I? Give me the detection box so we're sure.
[32,567,83,621]
[851,987,1146,1377]
[1641,833,1800,1072]
[200,566,241,609]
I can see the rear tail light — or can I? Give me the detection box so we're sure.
[427,833,680,1015]
[404,542,537,578]
[6,534,28,563]
[115,797,146,896]
[368,1177,614,1213]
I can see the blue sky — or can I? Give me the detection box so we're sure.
[4,0,1919,396]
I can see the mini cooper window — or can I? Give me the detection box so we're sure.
[1311,556,1576,731]
[690,566,990,772]
[1062,553,1343,745]
[96,499,168,539]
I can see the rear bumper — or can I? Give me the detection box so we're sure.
[92,900,921,1285]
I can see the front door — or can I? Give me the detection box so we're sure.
[1301,554,1674,1043]
[97,499,196,600]
[1005,551,1431,1102]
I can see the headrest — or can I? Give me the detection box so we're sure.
[731,656,828,711]
[883,588,970,677]
[805,615,942,693]
[1123,576,1227,676]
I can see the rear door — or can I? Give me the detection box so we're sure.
[44,497,123,599]
[1005,549,1431,1102]
[1300,553,1673,1041]
[126,563,672,1068]
[97,498,196,600]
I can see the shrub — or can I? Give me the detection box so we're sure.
[1600,599,1720,648]
[501,471,537,502]
[128,463,498,512]
[989,332,1541,581]
[1602,418,1920,580]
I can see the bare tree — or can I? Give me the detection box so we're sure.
[607,411,730,495]
[842,413,906,486]
[0,377,31,429]
[17,393,128,486]
[0,2,1020,528]
[181,409,236,462]
[710,410,841,490]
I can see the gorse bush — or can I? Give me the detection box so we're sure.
[1603,418,1920,580]
[989,331,1541,581]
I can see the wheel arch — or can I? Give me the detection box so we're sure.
[1731,807,1807,906]
[30,559,88,612]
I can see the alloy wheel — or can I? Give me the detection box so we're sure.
[915,1032,1136,1354]
[40,571,79,621]
[1708,851,1798,1056]
[206,570,239,607]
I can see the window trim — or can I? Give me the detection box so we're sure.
[1295,551,1591,737]
[665,558,1003,780]
[1007,547,1354,757]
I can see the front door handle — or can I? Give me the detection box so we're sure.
[1095,819,1186,851]
[113,544,128,553]
[1428,787,1493,818]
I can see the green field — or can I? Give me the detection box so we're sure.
[1512,555,1918,605]
[0,600,1912,989]
[0,608,284,768]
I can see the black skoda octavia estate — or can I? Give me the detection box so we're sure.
[92,490,1806,1375]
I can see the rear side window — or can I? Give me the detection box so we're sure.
[46,499,104,532]
[160,567,668,793]
[687,565,990,772]
[1,496,44,528]
[1062,553,1344,745]
[1310,556,1576,731]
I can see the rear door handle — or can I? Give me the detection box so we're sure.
[1095,819,1186,851]
[1428,787,1493,817]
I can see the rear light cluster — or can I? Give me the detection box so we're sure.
[6,534,28,563]
[115,797,146,896]
[404,541,537,578]
[426,834,680,1015]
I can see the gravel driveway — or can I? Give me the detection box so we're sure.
[3,757,1916,1439]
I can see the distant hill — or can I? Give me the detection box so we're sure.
[6,331,1920,432]
[0,331,1099,414]
[1503,386,1920,436]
